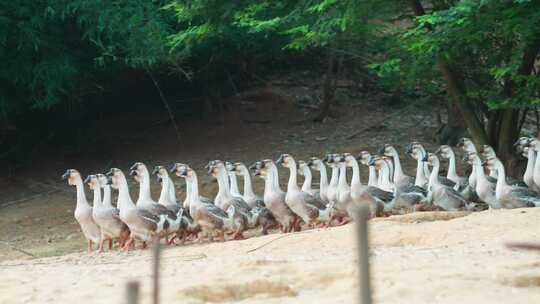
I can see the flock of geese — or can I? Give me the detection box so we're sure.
[62,137,540,253]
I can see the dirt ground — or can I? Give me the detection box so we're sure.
[2,87,538,303]
[2,209,540,304]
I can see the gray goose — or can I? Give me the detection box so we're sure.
[86,174,129,252]
[483,157,540,209]
[423,153,468,211]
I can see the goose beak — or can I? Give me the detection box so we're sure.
[169,164,177,173]
[421,154,428,162]
[367,157,375,166]
[248,163,256,171]
[307,160,314,167]
[151,167,159,175]
[129,163,138,171]
[378,147,386,155]
[435,148,441,154]
[83,175,91,184]
[105,169,114,177]
[61,171,70,180]
[129,169,137,176]
[207,165,215,174]
[276,155,284,165]
[462,155,469,163]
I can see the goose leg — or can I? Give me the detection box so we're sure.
[108,239,113,251]
[121,238,134,251]
[87,240,93,255]
[98,239,105,254]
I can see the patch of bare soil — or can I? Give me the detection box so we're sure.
[2,208,540,304]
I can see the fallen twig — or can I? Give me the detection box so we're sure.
[506,242,540,251]
[0,240,37,258]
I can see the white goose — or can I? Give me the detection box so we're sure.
[462,152,497,208]
[423,153,468,211]
[379,144,415,191]
[298,160,319,197]
[307,157,329,203]
[251,159,298,232]
[62,169,101,254]
[277,154,333,226]
[106,168,165,250]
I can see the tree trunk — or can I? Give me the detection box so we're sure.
[313,49,337,122]
[407,0,489,146]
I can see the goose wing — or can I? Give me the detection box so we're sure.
[136,209,159,231]
[366,186,394,203]
[399,184,428,196]
[437,187,467,210]
[302,192,326,210]
[438,176,456,188]
[198,205,226,229]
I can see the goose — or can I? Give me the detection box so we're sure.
[423,153,468,211]
[462,152,497,208]
[521,144,540,192]
[225,161,243,198]
[480,145,528,187]
[229,162,278,235]
[298,160,319,197]
[483,157,540,208]
[152,166,181,214]
[307,157,329,203]
[530,139,540,191]
[406,142,431,188]
[106,168,166,250]
[230,162,265,208]
[207,160,254,239]
[368,156,428,213]
[379,144,415,192]
[324,154,341,205]
[86,174,129,252]
[171,164,231,242]
[407,142,457,189]
[130,162,182,244]
[276,154,333,226]
[357,151,378,187]
[251,159,299,232]
[343,153,394,204]
[435,145,476,201]
[323,154,355,222]
[339,153,387,217]
[129,162,177,219]
[62,169,101,254]
[457,137,479,190]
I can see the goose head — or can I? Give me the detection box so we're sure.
[367,155,385,171]
[529,138,540,152]
[129,162,148,183]
[322,153,341,167]
[457,138,475,153]
[106,168,125,189]
[462,152,478,165]
[96,174,109,188]
[297,160,308,176]
[84,174,100,190]
[342,153,355,167]
[152,165,169,183]
[225,161,235,172]
[170,163,194,181]
[250,160,271,178]
[357,151,371,165]
[482,156,501,171]
[436,145,453,159]
[207,160,225,177]
[307,157,322,171]
[378,144,396,157]
[276,154,295,168]
[408,142,426,160]
[514,137,533,152]
[62,169,82,186]
[423,153,439,167]
[481,145,496,158]
[232,162,247,176]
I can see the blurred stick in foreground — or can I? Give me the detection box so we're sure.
[126,281,140,304]
[153,241,161,304]
[506,242,540,251]
[355,205,372,304]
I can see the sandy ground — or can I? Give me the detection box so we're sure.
[2,209,540,304]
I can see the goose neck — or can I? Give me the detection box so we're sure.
[75,179,90,209]
[428,161,440,188]
[158,175,170,203]
[286,162,300,192]
[118,178,135,210]
[92,186,102,208]
[138,174,152,202]
[349,160,361,187]
[228,172,241,197]
[301,167,312,192]
[319,164,328,192]
[241,169,256,198]
[102,185,112,208]
[217,169,232,200]
[329,167,339,187]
